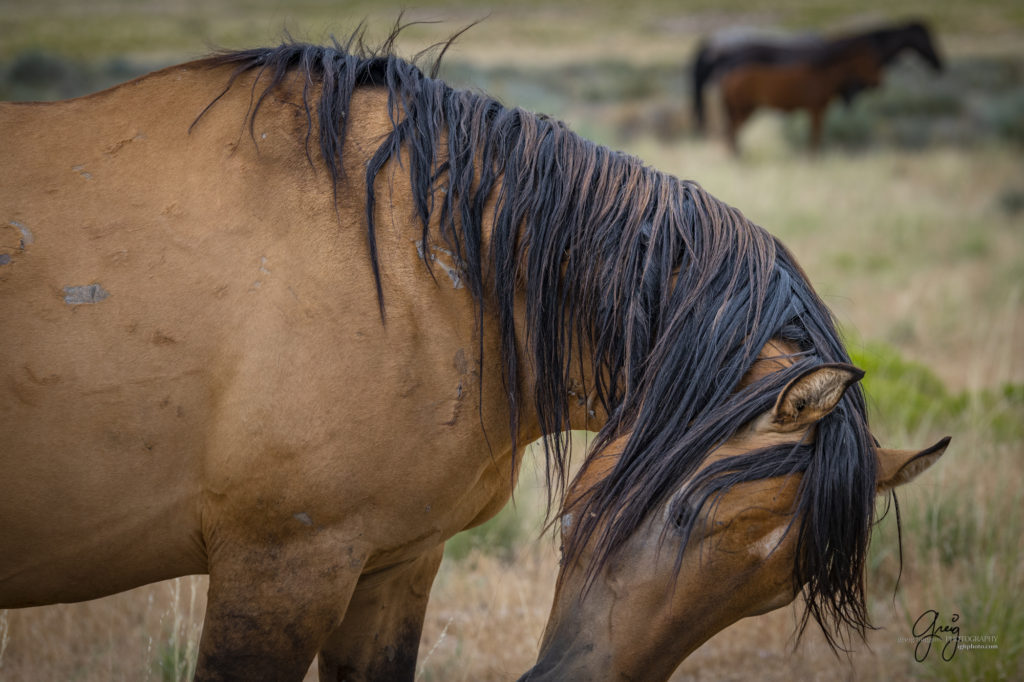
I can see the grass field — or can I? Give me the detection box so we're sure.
[1,1,1022,680]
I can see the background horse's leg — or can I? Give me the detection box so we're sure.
[317,545,446,682]
[809,107,825,153]
[724,100,754,155]
[195,537,367,682]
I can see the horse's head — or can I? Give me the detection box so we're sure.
[894,21,944,71]
[521,341,948,681]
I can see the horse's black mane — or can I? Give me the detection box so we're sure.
[197,26,877,650]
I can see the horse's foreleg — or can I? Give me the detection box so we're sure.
[317,544,445,682]
[195,536,367,682]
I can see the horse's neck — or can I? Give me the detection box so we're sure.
[821,49,879,83]
[864,29,917,67]
[502,259,609,437]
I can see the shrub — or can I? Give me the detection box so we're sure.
[444,502,529,563]
[847,338,966,433]
[985,90,1024,146]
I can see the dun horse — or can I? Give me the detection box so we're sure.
[1,30,948,681]
[692,21,943,153]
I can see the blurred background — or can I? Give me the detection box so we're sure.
[1,1,1021,680]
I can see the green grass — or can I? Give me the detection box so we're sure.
[2,1,1024,50]
[155,630,198,682]
[3,0,1024,62]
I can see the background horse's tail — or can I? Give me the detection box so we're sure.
[691,41,715,134]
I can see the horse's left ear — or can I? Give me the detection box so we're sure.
[876,436,951,491]
[769,363,864,432]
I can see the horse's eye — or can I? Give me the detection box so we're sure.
[668,498,699,534]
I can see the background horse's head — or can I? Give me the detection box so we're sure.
[874,21,944,72]
[523,342,948,681]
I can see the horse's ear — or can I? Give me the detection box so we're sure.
[769,363,864,432]
[876,436,950,492]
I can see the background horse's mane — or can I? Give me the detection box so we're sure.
[816,21,938,68]
[197,25,877,649]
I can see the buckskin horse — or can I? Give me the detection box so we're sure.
[692,21,944,153]
[1,29,949,681]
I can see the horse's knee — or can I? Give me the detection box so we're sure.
[317,546,444,682]
[196,606,323,682]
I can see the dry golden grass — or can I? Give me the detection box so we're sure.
[1,577,205,681]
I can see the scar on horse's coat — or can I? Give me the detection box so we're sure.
[1,222,33,266]
[416,239,464,289]
[9,221,33,247]
[63,284,110,305]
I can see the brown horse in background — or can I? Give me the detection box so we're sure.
[692,21,944,153]
[2,27,949,681]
